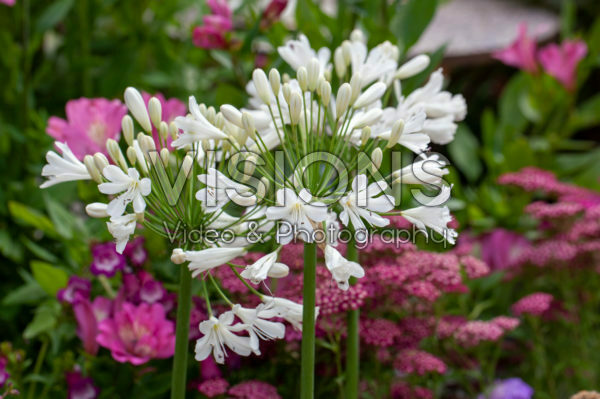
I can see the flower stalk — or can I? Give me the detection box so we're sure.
[300,242,317,399]
[170,263,193,399]
[345,239,359,399]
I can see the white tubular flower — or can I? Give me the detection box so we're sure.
[40,142,91,188]
[195,312,257,364]
[172,96,228,148]
[393,154,449,186]
[98,165,151,218]
[353,82,387,109]
[376,109,429,153]
[196,168,257,212]
[240,250,289,284]
[348,38,398,87]
[261,296,319,331]
[339,175,394,230]
[85,202,109,218]
[324,245,365,290]
[233,303,286,342]
[265,188,328,245]
[277,34,331,73]
[402,186,457,244]
[107,213,138,253]
[124,87,152,133]
[171,247,246,277]
[422,115,458,145]
[395,54,430,80]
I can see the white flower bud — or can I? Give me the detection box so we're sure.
[93,153,109,172]
[353,82,387,109]
[215,113,225,130]
[169,122,179,140]
[85,202,109,218]
[124,87,152,133]
[269,69,281,96]
[160,148,170,166]
[395,54,430,80]
[371,147,383,171]
[297,66,308,92]
[205,106,216,124]
[336,83,352,118]
[387,119,405,148]
[349,73,362,104]
[353,108,382,129]
[334,47,346,78]
[121,115,134,146]
[106,139,128,170]
[252,69,272,104]
[320,80,331,107]
[198,103,208,117]
[360,127,371,146]
[126,146,137,166]
[282,83,292,104]
[289,92,303,125]
[282,73,290,83]
[256,176,269,200]
[171,248,186,264]
[342,41,352,65]
[220,104,243,127]
[268,262,289,278]
[83,155,102,183]
[243,155,257,181]
[182,155,194,178]
[148,97,162,130]
[242,112,255,138]
[159,121,169,142]
[324,68,332,82]
[350,29,365,43]
[307,58,321,91]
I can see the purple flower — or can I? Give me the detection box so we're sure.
[66,370,99,399]
[119,271,165,305]
[123,236,148,267]
[90,242,126,277]
[0,358,9,388]
[480,229,529,270]
[57,277,91,304]
[478,378,534,399]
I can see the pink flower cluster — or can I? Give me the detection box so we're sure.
[193,0,233,49]
[512,293,554,317]
[390,382,433,399]
[394,350,447,375]
[453,318,518,348]
[228,380,281,399]
[493,23,588,90]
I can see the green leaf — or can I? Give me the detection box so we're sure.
[8,201,58,238]
[0,230,24,262]
[2,281,47,306]
[23,301,60,339]
[390,0,438,52]
[44,195,74,239]
[570,93,600,130]
[448,124,482,182]
[30,261,68,296]
[35,0,75,33]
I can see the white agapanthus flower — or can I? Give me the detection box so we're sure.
[195,312,257,364]
[261,296,318,331]
[232,303,286,341]
[402,185,457,244]
[40,142,91,188]
[171,247,246,277]
[266,188,328,244]
[324,245,365,290]
[98,165,151,218]
[172,96,228,148]
[347,32,399,87]
[240,250,289,284]
[277,34,331,73]
[196,168,258,212]
[392,154,449,186]
[374,108,430,153]
[107,213,138,253]
[339,175,394,231]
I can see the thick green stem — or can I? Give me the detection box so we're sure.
[170,265,193,399]
[345,240,359,399]
[300,242,317,399]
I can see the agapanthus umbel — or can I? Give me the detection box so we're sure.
[511,292,554,317]
[96,302,175,365]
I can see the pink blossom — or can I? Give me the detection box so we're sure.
[360,318,401,347]
[0,0,15,6]
[197,378,229,397]
[200,356,222,380]
[454,321,505,348]
[140,92,186,149]
[512,292,553,316]
[391,382,433,399]
[57,276,91,304]
[261,0,288,29]
[493,23,538,73]
[538,40,587,90]
[461,255,490,278]
[479,229,529,270]
[491,316,520,332]
[96,302,175,365]
[46,98,127,160]
[123,236,148,267]
[90,242,125,277]
[73,299,99,355]
[193,0,233,50]
[394,349,447,375]
[66,370,99,399]
[193,26,228,49]
[0,358,9,388]
[119,271,166,305]
[228,380,281,399]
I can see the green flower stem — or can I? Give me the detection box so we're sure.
[300,242,317,399]
[345,239,359,399]
[170,265,193,399]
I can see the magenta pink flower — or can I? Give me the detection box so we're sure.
[96,302,175,365]
[90,242,126,277]
[46,98,127,160]
[57,276,91,304]
[73,299,99,355]
[512,292,554,317]
[228,380,281,399]
[140,92,185,149]
[193,26,228,49]
[394,350,447,375]
[193,0,233,50]
[66,369,99,399]
[493,23,538,73]
[261,0,288,29]
[480,229,529,270]
[0,357,9,388]
[123,236,148,267]
[197,378,229,397]
[0,0,15,6]
[538,40,587,90]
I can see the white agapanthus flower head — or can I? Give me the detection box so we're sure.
[171,247,246,278]
[324,245,365,290]
[40,142,91,188]
[195,312,258,364]
[98,166,151,218]
[339,175,394,231]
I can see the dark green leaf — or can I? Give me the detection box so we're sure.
[448,124,482,182]
[35,0,75,33]
[390,0,438,52]
[30,261,68,296]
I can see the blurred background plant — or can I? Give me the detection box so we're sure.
[1,0,600,398]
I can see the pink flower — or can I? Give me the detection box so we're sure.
[193,26,228,49]
[197,378,229,397]
[96,302,175,365]
[73,299,99,355]
[480,229,529,270]
[261,0,288,29]
[493,23,538,73]
[512,292,554,317]
[57,276,91,304]
[193,0,233,50]
[140,92,186,149]
[66,370,99,399]
[0,358,9,388]
[491,316,520,332]
[0,0,15,6]
[123,236,148,267]
[90,242,126,277]
[228,380,281,399]
[454,321,505,348]
[394,350,447,375]
[46,98,127,160]
[538,40,587,90]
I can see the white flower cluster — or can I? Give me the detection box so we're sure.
[40,29,465,364]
